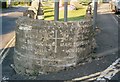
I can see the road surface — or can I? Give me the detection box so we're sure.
[0,6,28,50]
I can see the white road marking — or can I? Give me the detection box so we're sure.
[72,72,101,81]
[111,14,118,24]
[0,39,15,64]
[72,58,120,81]
[0,36,15,57]
[0,36,15,64]
[116,15,120,18]
[97,58,120,80]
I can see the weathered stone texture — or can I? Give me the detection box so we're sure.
[14,17,96,75]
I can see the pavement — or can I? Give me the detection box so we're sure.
[96,3,118,56]
[95,3,119,80]
[1,3,120,81]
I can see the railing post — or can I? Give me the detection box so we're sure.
[93,0,98,29]
[64,0,68,22]
[54,0,59,21]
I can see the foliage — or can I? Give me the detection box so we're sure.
[11,0,32,6]
[43,6,86,21]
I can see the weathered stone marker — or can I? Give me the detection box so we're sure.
[14,17,96,75]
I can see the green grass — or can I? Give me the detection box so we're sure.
[43,5,87,21]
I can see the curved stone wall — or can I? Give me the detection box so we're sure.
[14,17,96,75]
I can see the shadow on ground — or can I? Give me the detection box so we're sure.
[59,15,85,21]
[1,7,28,14]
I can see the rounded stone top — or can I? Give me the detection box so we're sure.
[16,16,92,30]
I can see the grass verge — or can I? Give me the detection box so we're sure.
[43,4,87,21]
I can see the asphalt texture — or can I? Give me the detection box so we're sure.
[1,6,28,35]
[1,3,120,81]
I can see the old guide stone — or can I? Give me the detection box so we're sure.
[14,17,96,75]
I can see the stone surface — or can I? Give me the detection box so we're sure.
[14,17,96,75]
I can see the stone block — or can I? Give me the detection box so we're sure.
[14,17,96,76]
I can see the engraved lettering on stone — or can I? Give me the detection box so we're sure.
[60,43,73,47]
[14,17,96,75]
[21,45,27,49]
[19,24,32,31]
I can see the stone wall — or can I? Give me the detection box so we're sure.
[14,17,96,75]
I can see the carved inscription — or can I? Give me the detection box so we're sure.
[15,17,96,75]
[18,25,87,53]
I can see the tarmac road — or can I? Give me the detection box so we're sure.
[0,6,28,50]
